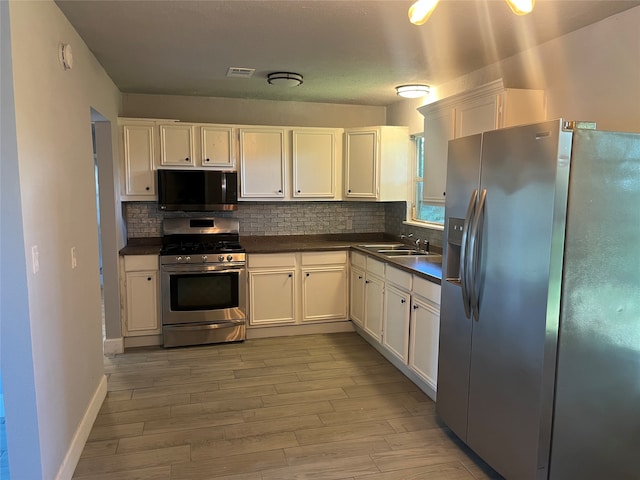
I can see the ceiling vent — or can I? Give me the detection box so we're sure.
[226,67,255,78]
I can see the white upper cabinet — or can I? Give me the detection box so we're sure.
[239,127,286,198]
[159,123,195,166]
[419,79,546,203]
[344,126,410,202]
[292,129,337,198]
[200,125,235,169]
[120,119,157,200]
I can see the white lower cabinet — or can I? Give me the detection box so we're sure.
[409,294,440,391]
[121,255,161,336]
[363,274,384,341]
[248,251,348,327]
[351,251,441,399]
[248,269,296,325]
[408,276,441,392]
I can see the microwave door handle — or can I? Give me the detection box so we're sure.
[221,173,227,203]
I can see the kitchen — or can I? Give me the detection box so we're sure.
[2,1,640,479]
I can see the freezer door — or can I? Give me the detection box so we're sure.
[466,120,572,480]
[550,130,640,479]
[437,134,482,440]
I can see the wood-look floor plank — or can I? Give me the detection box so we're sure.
[261,454,380,480]
[190,431,299,461]
[78,439,118,458]
[116,425,225,455]
[223,414,325,440]
[170,448,287,480]
[241,400,335,422]
[354,461,476,480]
[100,393,190,414]
[283,436,392,466]
[73,445,189,477]
[73,465,171,480]
[294,419,397,446]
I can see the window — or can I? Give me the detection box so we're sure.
[411,134,444,226]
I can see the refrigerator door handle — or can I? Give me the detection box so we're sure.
[460,189,478,319]
[468,188,487,321]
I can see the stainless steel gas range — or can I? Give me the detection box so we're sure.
[160,217,246,348]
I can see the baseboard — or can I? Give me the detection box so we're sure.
[123,334,163,348]
[103,337,124,355]
[247,321,355,339]
[55,375,107,480]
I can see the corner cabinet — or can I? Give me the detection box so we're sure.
[344,126,410,201]
[419,79,546,203]
[120,255,161,336]
[248,251,349,327]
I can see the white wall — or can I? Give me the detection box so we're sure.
[3,0,121,478]
[122,92,386,128]
[388,6,640,133]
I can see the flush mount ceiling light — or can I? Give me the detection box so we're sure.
[409,0,534,25]
[267,72,303,87]
[396,84,431,98]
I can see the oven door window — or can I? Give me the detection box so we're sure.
[170,271,239,311]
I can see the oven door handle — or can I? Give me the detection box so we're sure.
[164,320,245,331]
[162,265,245,274]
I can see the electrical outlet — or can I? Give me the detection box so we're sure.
[31,245,39,274]
[71,246,77,269]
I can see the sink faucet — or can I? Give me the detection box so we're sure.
[400,233,413,247]
[415,238,422,251]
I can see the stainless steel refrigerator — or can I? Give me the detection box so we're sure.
[438,119,640,480]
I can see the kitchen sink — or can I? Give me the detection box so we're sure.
[358,244,405,249]
[377,249,433,256]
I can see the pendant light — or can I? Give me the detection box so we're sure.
[409,0,534,25]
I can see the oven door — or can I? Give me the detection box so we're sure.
[161,263,246,326]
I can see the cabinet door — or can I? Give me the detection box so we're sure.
[423,108,453,203]
[383,285,411,364]
[455,95,498,137]
[122,124,156,197]
[345,130,377,198]
[239,128,286,198]
[125,270,160,335]
[248,269,295,325]
[201,125,234,168]
[363,275,384,341]
[292,129,335,198]
[302,266,347,322]
[350,267,365,327]
[409,296,440,390]
[159,124,195,166]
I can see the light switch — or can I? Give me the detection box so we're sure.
[71,246,77,269]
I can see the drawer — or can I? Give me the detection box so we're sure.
[385,266,412,291]
[413,275,441,305]
[351,251,366,270]
[366,257,385,277]
[301,251,347,266]
[124,255,158,272]
[248,253,296,268]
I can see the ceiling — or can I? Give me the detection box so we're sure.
[55,0,640,107]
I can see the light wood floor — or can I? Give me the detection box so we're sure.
[73,332,503,480]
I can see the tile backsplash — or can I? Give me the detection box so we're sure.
[125,201,444,246]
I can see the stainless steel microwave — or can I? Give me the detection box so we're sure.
[157,169,238,211]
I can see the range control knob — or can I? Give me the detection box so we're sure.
[176,256,183,262]
[202,255,208,263]
[227,255,233,262]
[185,256,191,263]
[218,255,225,262]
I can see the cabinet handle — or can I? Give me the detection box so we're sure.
[297,190,301,193]
[358,275,363,280]
[348,189,352,193]
[401,299,406,304]
[145,186,150,191]
[306,273,310,277]
[413,305,419,310]
[278,189,283,193]
[205,158,210,162]
[365,280,370,284]
[288,273,292,278]
[147,277,152,281]
[185,157,190,162]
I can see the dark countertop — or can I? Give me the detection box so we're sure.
[119,233,442,283]
[119,237,162,255]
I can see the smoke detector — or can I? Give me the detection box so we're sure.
[226,67,255,78]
